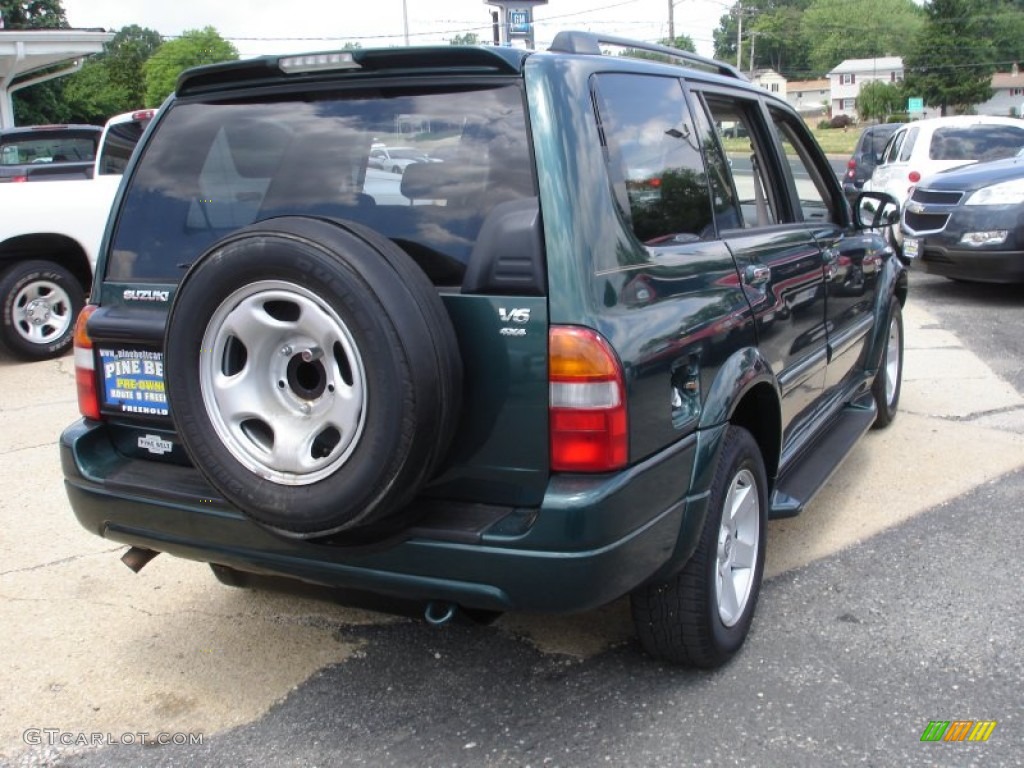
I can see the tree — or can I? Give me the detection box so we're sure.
[903,0,995,115]
[63,25,163,124]
[800,0,923,76]
[142,27,238,108]
[856,80,905,122]
[660,35,696,54]
[448,32,479,45]
[0,0,67,29]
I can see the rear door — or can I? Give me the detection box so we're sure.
[694,89,828,448]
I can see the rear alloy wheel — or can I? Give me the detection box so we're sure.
[871,298,903,429]
[631,425,767,667]
[0,260,84,361]
[165,217,462,538]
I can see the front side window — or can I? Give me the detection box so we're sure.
[769,108,837,224]
[107,84,535,285]
[593,73,714,245]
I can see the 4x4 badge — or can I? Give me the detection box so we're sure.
[498,307,530,324]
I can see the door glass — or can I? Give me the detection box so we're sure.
[768,110,837,225]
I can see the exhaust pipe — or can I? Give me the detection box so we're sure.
[424,600,459,627]
[121,547,160,573]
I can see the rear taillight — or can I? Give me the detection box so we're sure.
[908,170,921,183]
[74,305,101,420]
[549,326,627,472]
[12,175,27,183]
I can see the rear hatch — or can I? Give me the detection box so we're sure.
[82,52,552,510]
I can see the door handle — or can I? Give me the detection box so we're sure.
[744,264,771,287]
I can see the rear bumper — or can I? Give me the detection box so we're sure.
[61,419,705,614]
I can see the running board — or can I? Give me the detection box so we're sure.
[769,395,876,519]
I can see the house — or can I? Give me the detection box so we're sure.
[786,79,829,117]
[975,66,1024,117]
[750,68,787,100]
[827,56,904,120]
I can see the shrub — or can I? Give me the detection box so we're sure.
[829,114,854,129]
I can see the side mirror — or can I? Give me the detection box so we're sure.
[853,190,901,230]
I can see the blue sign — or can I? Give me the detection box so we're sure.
[99,347,169,417]
[907,97,924,113]
[508,9,530,35]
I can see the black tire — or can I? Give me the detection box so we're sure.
[871,298,903,429]
[210,563,253,588]
[631,425,767,667]
[391,165,402,175]
[0,260,85,361]
[165,216,462,538]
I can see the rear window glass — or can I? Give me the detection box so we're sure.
[929,125,1024,162]
[0,131,97,165]
[107,84,535,285]
[99,119,149,176]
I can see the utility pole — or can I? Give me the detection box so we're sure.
[402,0,410,46]
[735,2,743,69]
[748,31,757,75]
[668,0,675,43]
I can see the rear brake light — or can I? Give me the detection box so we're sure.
[12,176,28,183]
[908,170,921,183]
[131,109,156,121]
[549,326,627,472]
[74,305,101,420]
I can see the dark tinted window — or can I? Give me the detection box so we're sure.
[0,131,97,165]
[99,119,149,175]
[593,74,714,245]
[107,85,534,284]
[929,124,1024,162]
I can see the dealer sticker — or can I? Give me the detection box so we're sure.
[99,348,169,417]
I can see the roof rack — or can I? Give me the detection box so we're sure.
[548,31,746,81]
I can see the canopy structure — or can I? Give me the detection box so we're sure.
[0,29,113,128]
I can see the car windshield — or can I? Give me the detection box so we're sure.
[107,84,535,286]
[928,125,1024,162]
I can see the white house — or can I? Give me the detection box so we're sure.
[750,68,787,99]
[975,66,1024,117]
[786,78,829,116]
[827,56,904,120]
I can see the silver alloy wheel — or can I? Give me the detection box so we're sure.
[11,278,74,346]
[199,280,367,486]
[715,467,760,627]
[885,313,901,407]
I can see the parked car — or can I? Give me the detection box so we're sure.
[842,122,900,202]
[62,33,906,668]
[368,144,435,174]
[866,115,1024,204]
[901,149,1024,282]
[0,123,101,183]
[0,110,153,360]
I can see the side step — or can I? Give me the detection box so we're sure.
[769,394,876,519]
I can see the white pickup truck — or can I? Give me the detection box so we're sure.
[0,110,153,360]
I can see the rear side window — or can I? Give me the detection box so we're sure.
[107,84,535,285]
[593,73,715,245]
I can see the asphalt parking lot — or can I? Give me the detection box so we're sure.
[2,271,1022,766]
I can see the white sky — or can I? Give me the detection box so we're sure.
[60,0,735,59]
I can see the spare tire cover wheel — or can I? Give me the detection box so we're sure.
[164,216,462,538]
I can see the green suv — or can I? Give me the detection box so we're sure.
[61,33,907,667]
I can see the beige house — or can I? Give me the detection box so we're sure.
[750,68,787,99]
[786,79,830,117]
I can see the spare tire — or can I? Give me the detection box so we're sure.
[164,216,462,538]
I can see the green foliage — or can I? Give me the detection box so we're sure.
[143,27,239,108]
[856,80,905,122]
[448,32,479,46]
[800,0,923,75]
[62,25,163,124]
[903,0,995,115]
[0,0,67,28]
[659,36,697,54]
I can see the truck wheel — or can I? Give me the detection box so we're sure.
[631,425,767,667]
[165,216,462,539]
[0,260,84,361]
[871,298,903,429]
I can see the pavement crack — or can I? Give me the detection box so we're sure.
[0,547,123,578]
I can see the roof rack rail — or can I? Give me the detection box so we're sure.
[548,31,746,81]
